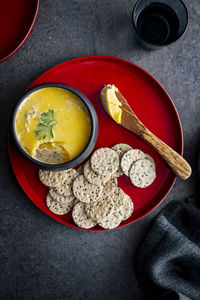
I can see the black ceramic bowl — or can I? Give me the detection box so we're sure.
[10,83,98,170]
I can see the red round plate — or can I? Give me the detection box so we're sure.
[9,56,183,230]
[0,0,39,62]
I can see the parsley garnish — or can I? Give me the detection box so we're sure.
[35,109,56,140]
[40,109,55,125]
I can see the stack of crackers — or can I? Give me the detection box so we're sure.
[39,143,156,230]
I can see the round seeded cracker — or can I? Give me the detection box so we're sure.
[53,184,73,197]
[49,188,75,204]
[144,154,155,167]
[90,148,119,176]
[39,168,78,187]
[46,193,74,215]
[129,159,156,188]
[51,168,79,195]
[73,175,103,203]
[109,187,126,213]
[83,161,110,185]
[98,212,122,229]
[120,194,134,221]
[39,169,68,187]
[85,195,114,222]
[121,149,146,176]
[112,143,133,176]
[102,177,118,195]
[72,202,97,229]
[112,143,133,157]
[61,169,79,185]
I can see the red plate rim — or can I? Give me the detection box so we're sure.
[0,0,40,63]
[9,55,183,230]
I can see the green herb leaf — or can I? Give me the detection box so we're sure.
[40,109,55,125]
[35,109,57,140]
[35,123,54,140]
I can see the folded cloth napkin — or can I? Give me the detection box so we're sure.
[134,196,200,300]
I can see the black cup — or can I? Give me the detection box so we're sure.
[132,0,188,50]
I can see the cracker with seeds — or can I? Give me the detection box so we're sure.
[144,154,155,167]
[49,188,75,203]
[53,183,73,197]
[84,161,110,185]
[112,143,133,157]
[102,177,118,195]
[72,202,97,229]
[39,168,78,187]
[85,195,114,222]
[109,187,126,213]
[46,193,74,215]
[39,169,68,187]
[53,168,78,195]
[120,194,134,221]
[121,149,146,176]
[129,159,156,188]
[90,147,119,176]
[73,175,103,203]
[61,169,79,185]
[112,143,133,176]
[98,212,122,229]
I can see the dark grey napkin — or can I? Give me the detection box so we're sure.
[134,196,200,300]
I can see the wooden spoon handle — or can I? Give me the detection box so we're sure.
[141,128,191,180]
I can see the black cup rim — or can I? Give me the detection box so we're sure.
[132,0,188,47]
[11,83,98,170]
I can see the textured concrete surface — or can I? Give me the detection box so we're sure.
[0,0,199,299]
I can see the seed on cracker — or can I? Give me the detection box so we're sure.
[61,169,79,185]
[53,183,73,197]
[102,177,118,195]
[112,143,133,177]
[120,194,134,220]
[91,147,119,176]
[83,161,110,185]
[121,149,146,176]
[112,143,133,157]
[129,159,156,188]
[39,168,78,187]
[46,193,74,215]
[49,188,75,204]
[85,195,114,222]
[72,202,97,229]
[52,169,78,195]
[98,212,122,229]
[73,175,103,203]
[144,154,155,167]
[109,187,126,213]
[39,169,67,187]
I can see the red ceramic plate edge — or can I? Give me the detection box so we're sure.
[9,56,184,231]
[0,0,40,63]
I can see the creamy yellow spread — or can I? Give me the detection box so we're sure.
[101,85,122,124]
[15,87,91,164]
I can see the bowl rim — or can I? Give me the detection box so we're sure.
[11,82,98,169]
[132,0,188,47]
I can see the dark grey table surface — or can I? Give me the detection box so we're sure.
[0,1,200,299]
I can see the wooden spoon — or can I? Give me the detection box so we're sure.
[101,88,191,180]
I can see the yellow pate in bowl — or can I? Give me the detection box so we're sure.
[15,87,92,164]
